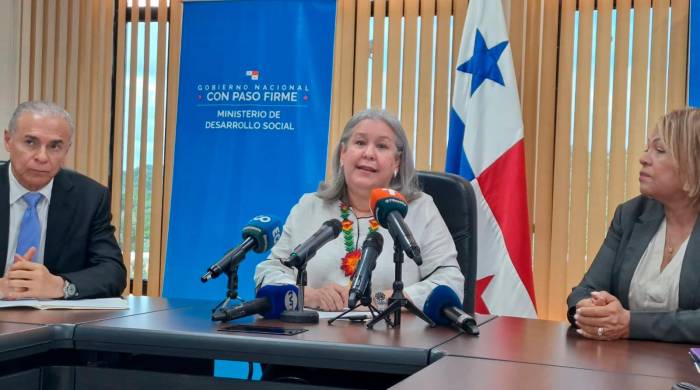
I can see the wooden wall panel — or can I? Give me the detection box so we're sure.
[607,0,632,219]
[587,0,613,268]
[668,0,690,111]
[547,0,575,320]
[371,0,387,108]
[531,0,559,320]
[401,0,419,143]
[17,0,113,184]
[17,0,119,289]
[415,0,435,169]
[626,0,651,197]
[16,0,680,301]
[385,0,403,114]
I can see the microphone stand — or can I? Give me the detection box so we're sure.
[327,281,382,326]
[211,264,245,321]
[280,263,319,323]
[365,241,436,329]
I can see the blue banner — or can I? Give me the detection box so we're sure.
[164,0,336,301]
[691,0,700,106]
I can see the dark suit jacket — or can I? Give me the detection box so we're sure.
[0,162,126,298]
[567,195,700,343]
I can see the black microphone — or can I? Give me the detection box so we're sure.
[423,285,479,335]
[442,306,479,335]
[369,188,422,265]
[201,215,281,282]
[348,231,384,308]
[283,219,342,268]
[212,284,299,321]
[213,298,270,321]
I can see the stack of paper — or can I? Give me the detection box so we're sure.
[0,297,129,310]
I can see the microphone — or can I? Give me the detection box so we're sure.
[422,285,479,335]
[212,298,269,322]
[283,219,343,268]
[201,215,282,282]
[369,188,422,265]
[348,231,384,308]
[212,284,299,321]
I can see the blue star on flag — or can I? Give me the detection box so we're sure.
[457,28,509,96]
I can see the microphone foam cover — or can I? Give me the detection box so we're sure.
[323,218,343,237]
[255,284,299,319]
[242,215,282,253]
[422,285,463,326]
[362,230,384,251]
[369,188,408,228]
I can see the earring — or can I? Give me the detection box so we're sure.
[393,169,398,179]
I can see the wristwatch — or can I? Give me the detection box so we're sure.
[63,279,78,299]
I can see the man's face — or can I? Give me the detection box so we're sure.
[4,113,72,191]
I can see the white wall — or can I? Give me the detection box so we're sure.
[0,1,20,161]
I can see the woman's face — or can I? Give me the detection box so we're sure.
[639,133,685,202]
[340,119,401,198]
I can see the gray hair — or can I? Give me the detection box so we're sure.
[8,101,75,136]
[317,109,421,202]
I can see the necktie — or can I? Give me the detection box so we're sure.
[16,192,43,258]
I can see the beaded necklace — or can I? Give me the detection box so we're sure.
[339,202,379,277]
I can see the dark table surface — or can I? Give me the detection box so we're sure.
[0,295,200,325]
[2,297,698,388]
[435,316,699,382]
[0,322,54,362]
[73,303,493,374]
[390,355,683,389]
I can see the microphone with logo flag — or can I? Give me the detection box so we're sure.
[369,188,422,264]
[348,231,384,308]
[280,219,343,324]
[201,214,282,282]
[212,284,299,322]
[282,219,342,269]
[423,285,479,335]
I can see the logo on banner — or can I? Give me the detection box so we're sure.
[164,0,336,302]
[195,72,313,132]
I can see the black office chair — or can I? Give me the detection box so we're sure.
[417,171,477,314]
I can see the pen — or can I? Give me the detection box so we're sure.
[690,348,700,362]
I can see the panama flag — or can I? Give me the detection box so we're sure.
[446,0,536,317]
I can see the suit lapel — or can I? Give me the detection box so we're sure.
[44,170,75,271]
[0,163,9,278]
[679,216,700,309]
[616,200,664,307]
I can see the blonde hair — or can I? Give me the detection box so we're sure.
[653,107,700,209]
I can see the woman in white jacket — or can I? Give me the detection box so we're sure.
[255,109,464,311]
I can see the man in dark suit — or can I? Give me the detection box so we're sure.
[0,101,125,300]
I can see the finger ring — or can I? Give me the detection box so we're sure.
[597,327,604,337]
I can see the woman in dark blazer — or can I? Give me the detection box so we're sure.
[568,108,700,343]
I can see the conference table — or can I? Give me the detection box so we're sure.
[0,322,53,362]
[393,316,698,389]
[0,296,697,389]
[72,304,494,375]
[0,295,189,325]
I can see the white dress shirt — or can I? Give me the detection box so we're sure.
[4,162,53,274]
[629,218,686,312]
